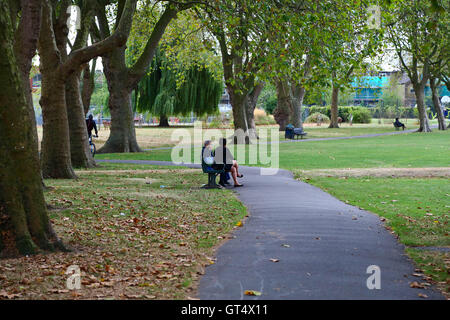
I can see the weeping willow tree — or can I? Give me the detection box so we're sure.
[135,49,223,126]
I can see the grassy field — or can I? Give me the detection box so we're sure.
[97,130,450,170]
[0,163,247,299]
[36,120,420,150]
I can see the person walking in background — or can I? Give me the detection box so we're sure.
[86,114,98,138]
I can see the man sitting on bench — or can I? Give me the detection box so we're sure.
[393,117,406,130]
[213,138,243,187]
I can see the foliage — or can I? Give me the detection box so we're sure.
[257,83,277,114]
[372,105,416,119]
[135,49,222,117]
[254,108,276,125]
[307,106,371,123]
[305,112,330,124]
[380,73,403,107]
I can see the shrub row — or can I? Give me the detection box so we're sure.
[306,106,371,123]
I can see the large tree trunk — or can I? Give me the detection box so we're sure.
[98,78,142,153]
[245,83,264,140]
[38,0,76,178]
[40,74,77,178]
[413,83,432,132]
[291,84,306,128]
[82,59,96,115]
[229,89,251,144]
[430,78,446,130]
[38,0,133,176]
[274,80,293,131]
[66,71,96,167]
[95,2,177,153]
[329,84,340,128]
[159,114,170,127]
[0,0,64,257]
[14,0,44,183]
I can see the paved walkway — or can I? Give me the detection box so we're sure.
[98,159,444,300]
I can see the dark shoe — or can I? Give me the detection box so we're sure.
[234,184,244,187]
[237,174,243,178]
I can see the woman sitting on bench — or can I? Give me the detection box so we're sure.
[213,138,244,187]
[394,118,406,130]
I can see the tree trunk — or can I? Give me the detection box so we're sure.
[82,60,96,115]
[66,71,96,167]
[274,80,293,131]
[413,83,432,132]
[95,2,177,153]
[291,84,306,128]
[245,83,264,140]
[38,0,76,178]
[13,0,44,183]
[329,84,340,128]
[40,74,77,178]
[38,0,136,169]
[98,78,142,153]
[0,0,64,257]
[159,114,170,127]
[229,89,250,144]
[430,78,446,130]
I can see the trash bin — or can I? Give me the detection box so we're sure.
[285,124,294,139]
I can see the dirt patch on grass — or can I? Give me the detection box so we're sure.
[296,167,450,178]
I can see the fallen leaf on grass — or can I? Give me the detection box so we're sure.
[236,221,243,227]
[0,291,21,299]
[244,290,261,296]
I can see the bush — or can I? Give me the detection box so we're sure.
[305,112,330,123]
[254,108,276,125]
[262,95,277,115]
[370,105,416,119]
[306,106,372,123]
[351,108,371,123]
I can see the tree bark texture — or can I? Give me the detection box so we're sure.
[430,78,446,130]
[0,0,64,257]
[329,84,340,128]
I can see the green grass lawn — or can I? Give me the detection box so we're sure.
[299,176,449,247]
[0,163,247,299]
[97,130,450,170]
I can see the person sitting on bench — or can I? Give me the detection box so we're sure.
[394,117,406,130]
[202,140,230,187]
[213,138,243,187]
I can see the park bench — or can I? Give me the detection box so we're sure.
[201,156,224,189]
[285,125,308,139]
[393,121,405,131]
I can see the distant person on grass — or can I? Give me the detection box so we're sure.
[394,117,406,130]
[86,114,98,138]
[214,138,243,188]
